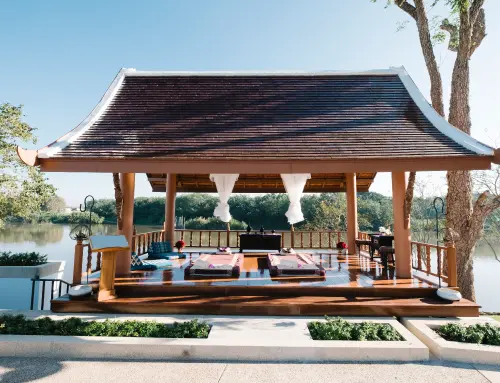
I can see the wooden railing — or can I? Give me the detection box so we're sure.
[129,229,347,256]
[72,240,102,285]
[411,241,457,287]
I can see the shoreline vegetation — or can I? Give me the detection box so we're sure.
[5,193,499,239]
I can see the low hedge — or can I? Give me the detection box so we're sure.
[308,317,403,341]
[0,252,47,266]
[0,315,211,338]
[436,322,500,346]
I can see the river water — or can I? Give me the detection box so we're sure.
[0,223,499,312]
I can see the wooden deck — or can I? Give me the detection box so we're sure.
[52,252,480,317]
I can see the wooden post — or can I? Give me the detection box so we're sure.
[391,172,412,278]
[345,173,358,255]
[116,173,135,275]
[226,222,231,247]
[72,239,83,285]
[165,174,177,243]
[447,245,458,288]
[290,224,295,248]
[98,251,118,301]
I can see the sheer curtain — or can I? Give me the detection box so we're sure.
[280,174,311,224]
[209,174,239,222]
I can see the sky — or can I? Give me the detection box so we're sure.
[1,0,499,206]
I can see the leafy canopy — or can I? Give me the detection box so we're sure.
[0,103,55,226]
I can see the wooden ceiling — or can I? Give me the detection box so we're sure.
[147,173,376,193]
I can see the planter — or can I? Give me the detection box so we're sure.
[402,317,500,365]
[0,313,429,361]
[0,262,65,310]
[0,262,65,279]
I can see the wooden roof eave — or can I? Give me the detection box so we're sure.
[33,155,493,174]
[17,147,39,166]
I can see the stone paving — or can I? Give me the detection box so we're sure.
[1,357,500,383]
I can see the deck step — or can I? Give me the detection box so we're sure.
[51,294,480,317]
[110,284,444,298]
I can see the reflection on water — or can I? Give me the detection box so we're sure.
[0,224,498,312]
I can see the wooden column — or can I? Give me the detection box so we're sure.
[116,173,135,275]
[165,173,177,243]
[447,245,458,288]
[345,173,358,255]
[72,239,83,285]
[391,172,412,278]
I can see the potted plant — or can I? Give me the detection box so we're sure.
[174,240,186,254]
[336,242,348,259]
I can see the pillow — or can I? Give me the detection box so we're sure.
[131,252,143,266]
[150,241,173,254]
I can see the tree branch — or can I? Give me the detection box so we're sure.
[395,0,417,20]
[469,8,486,57]
[440,19,459,52]
[470,0,485,26]
[404,171,416,229]
[113,173,123,230]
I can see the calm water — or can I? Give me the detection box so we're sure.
[0,223,499,311]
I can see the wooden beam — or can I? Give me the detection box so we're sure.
[39,156,493,174]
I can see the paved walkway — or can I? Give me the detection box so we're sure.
[1,357,499,383]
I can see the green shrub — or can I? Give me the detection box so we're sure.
[0,315,211,338]
[0,252,47,266]
[436,322,500,346]
[308,317,403,341]
[185,217,247,230]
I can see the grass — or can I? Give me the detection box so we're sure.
[436,322,500,346]
[0,315,211,338]
[0,252,47,266]
[308,316,403,341]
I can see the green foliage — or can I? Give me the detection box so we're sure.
[0,103,56,227]
[0,251,47,266]
[42,195,66,213]
[308,317,403,341]
[36,211,104,224]
[185,217,247,230]
[0,315,211,338]
[437,322,500,346]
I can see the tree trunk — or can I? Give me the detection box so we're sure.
[446,8,476,301]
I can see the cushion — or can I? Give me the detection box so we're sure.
[131,252,144,266]
[149,241,173,254]
[147,252,183,260]
[144,259,173,269]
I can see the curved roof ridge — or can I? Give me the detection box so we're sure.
[392,66,494,156]
[38,68,136,158]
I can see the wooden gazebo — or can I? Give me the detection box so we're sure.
[18,67,499,315]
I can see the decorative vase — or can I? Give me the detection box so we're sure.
[246,225,252,233]
[271,229,275,234]
[260,225,264,234]
[177,248,183,254]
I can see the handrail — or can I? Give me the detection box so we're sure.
[30,277,72,310]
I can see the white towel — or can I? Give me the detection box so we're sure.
[299,264,318,270]
[192,259,210,269]
[278,259,299,269]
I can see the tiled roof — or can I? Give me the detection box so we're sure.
[49,72,483,160]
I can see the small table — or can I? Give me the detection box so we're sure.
[239,233,281,253]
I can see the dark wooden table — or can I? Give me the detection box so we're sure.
[239,234,281,253]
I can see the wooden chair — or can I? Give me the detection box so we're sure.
[378,246,395,270]
[355,239,371,256]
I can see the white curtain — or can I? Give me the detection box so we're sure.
[281,174,311,224]
[210,174,239,222]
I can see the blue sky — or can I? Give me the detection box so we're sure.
[1,0,499,205]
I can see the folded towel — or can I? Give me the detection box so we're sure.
[192,259,211,269]
[210,263,233,270]
[278,259,299,269]
[298,263,318,270]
